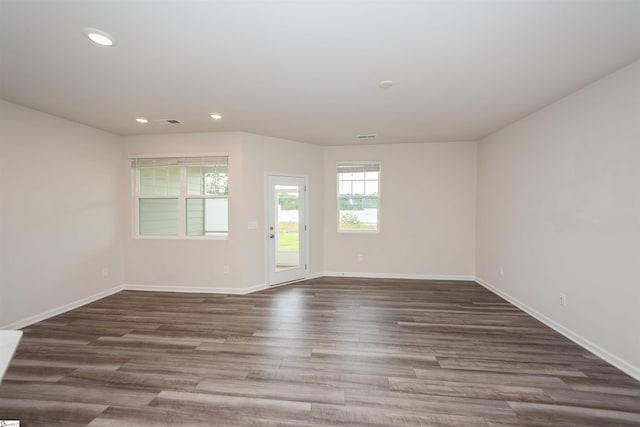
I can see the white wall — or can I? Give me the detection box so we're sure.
[323,142,477,278]
[476,60,640,377]
[123,132,323,291]
[0,100,125,327]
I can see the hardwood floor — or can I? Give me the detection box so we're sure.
[1,277,639,426]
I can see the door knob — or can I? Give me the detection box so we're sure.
[269,234,275,238]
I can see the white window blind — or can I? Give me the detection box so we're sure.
[130,155,228,168]
[336,162,381,174]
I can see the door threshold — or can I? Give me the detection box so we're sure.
[269,277,308,288]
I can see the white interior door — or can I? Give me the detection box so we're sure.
[267,175,307,285]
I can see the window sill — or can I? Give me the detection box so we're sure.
[133,235,229,241]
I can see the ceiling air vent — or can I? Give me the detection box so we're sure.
[151,119,182,125]
[357,134,376,140]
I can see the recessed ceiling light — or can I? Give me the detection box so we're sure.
[378,80,393,89]
[83,28,117,47]
[210,113,223,120]
[135,117,148,124]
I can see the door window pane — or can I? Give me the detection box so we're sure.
[275,185,300,270]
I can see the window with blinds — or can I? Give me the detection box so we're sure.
[337,162,380,232]
[131,155,229,238]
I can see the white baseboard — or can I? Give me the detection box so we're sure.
[322,271,475,281]
[1,285,125,330]
[123,283,267,295]
[1,282,269,330]
[475,277,640,382]
[241,283,268,294]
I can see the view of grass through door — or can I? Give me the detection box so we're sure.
[277,221,299,251]
[275,185,301,270]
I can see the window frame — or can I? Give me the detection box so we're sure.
[131,154,229,240]
[336,161,381,233]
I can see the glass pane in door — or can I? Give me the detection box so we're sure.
[275,185,300,271]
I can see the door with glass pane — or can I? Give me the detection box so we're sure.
[267,175,307,285]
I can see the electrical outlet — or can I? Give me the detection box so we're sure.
[223,265,230,274]
[559,294,568,307]
[499,267,504,277]
[357,254,364,263]
[101,267,109,278]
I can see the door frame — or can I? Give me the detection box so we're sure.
[264,172,309,286]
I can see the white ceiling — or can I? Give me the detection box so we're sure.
[1,0,639,146]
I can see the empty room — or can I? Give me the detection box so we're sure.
[1,0,639,425]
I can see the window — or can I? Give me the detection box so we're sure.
[132,155,228,238]
[337,162,380,232]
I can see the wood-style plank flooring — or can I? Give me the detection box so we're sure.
[1,277,639,426]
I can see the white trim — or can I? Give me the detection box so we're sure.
[305,272,324,280]
[1,285,124,330]
[133,235,228,241]
[475,277,640,382]
[323,271,475,281]
[123,283,267,295]
[128,152,229,159]
[267,278,310,289]
[263,171,308,179]
[240,283,269,294]
[0,282,270,330]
